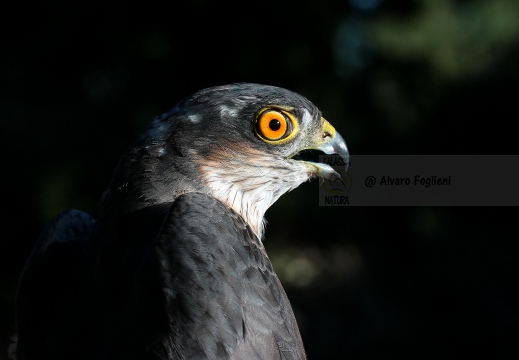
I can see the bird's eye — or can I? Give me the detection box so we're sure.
[255,110,294,142]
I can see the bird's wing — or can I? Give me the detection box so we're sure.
[13,210,95,360]
[156,192,306,360]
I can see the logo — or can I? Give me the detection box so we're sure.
[319,155,351,206]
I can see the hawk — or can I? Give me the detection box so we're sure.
[12,83,349,359]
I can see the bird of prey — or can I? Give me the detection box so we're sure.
[11,83,349,360]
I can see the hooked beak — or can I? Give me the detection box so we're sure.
[291,119,349,180]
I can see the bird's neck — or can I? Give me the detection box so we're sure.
[197,150,310,239]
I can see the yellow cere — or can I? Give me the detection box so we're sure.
[321,118,336,139]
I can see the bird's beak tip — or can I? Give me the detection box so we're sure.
[318,131,350,171]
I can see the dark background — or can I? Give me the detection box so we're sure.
[1,0,518,359]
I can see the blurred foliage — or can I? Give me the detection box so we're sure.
[1,0,518,359]
[371,0,519,79]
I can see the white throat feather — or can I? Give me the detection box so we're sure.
[197,145,310,239]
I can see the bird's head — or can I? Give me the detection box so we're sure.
[102,83,348,238]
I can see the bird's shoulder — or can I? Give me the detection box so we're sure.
[32,209,95,255]
[155,192,306,359]
[18,209,95,291]
[13,210,95,360]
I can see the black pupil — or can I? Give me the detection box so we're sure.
[269,119,281,131]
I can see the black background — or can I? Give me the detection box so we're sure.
[1,1,518,359]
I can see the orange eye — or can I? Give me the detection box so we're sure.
[255,110,293,141]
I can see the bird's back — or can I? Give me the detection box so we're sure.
[12,194,306,359]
